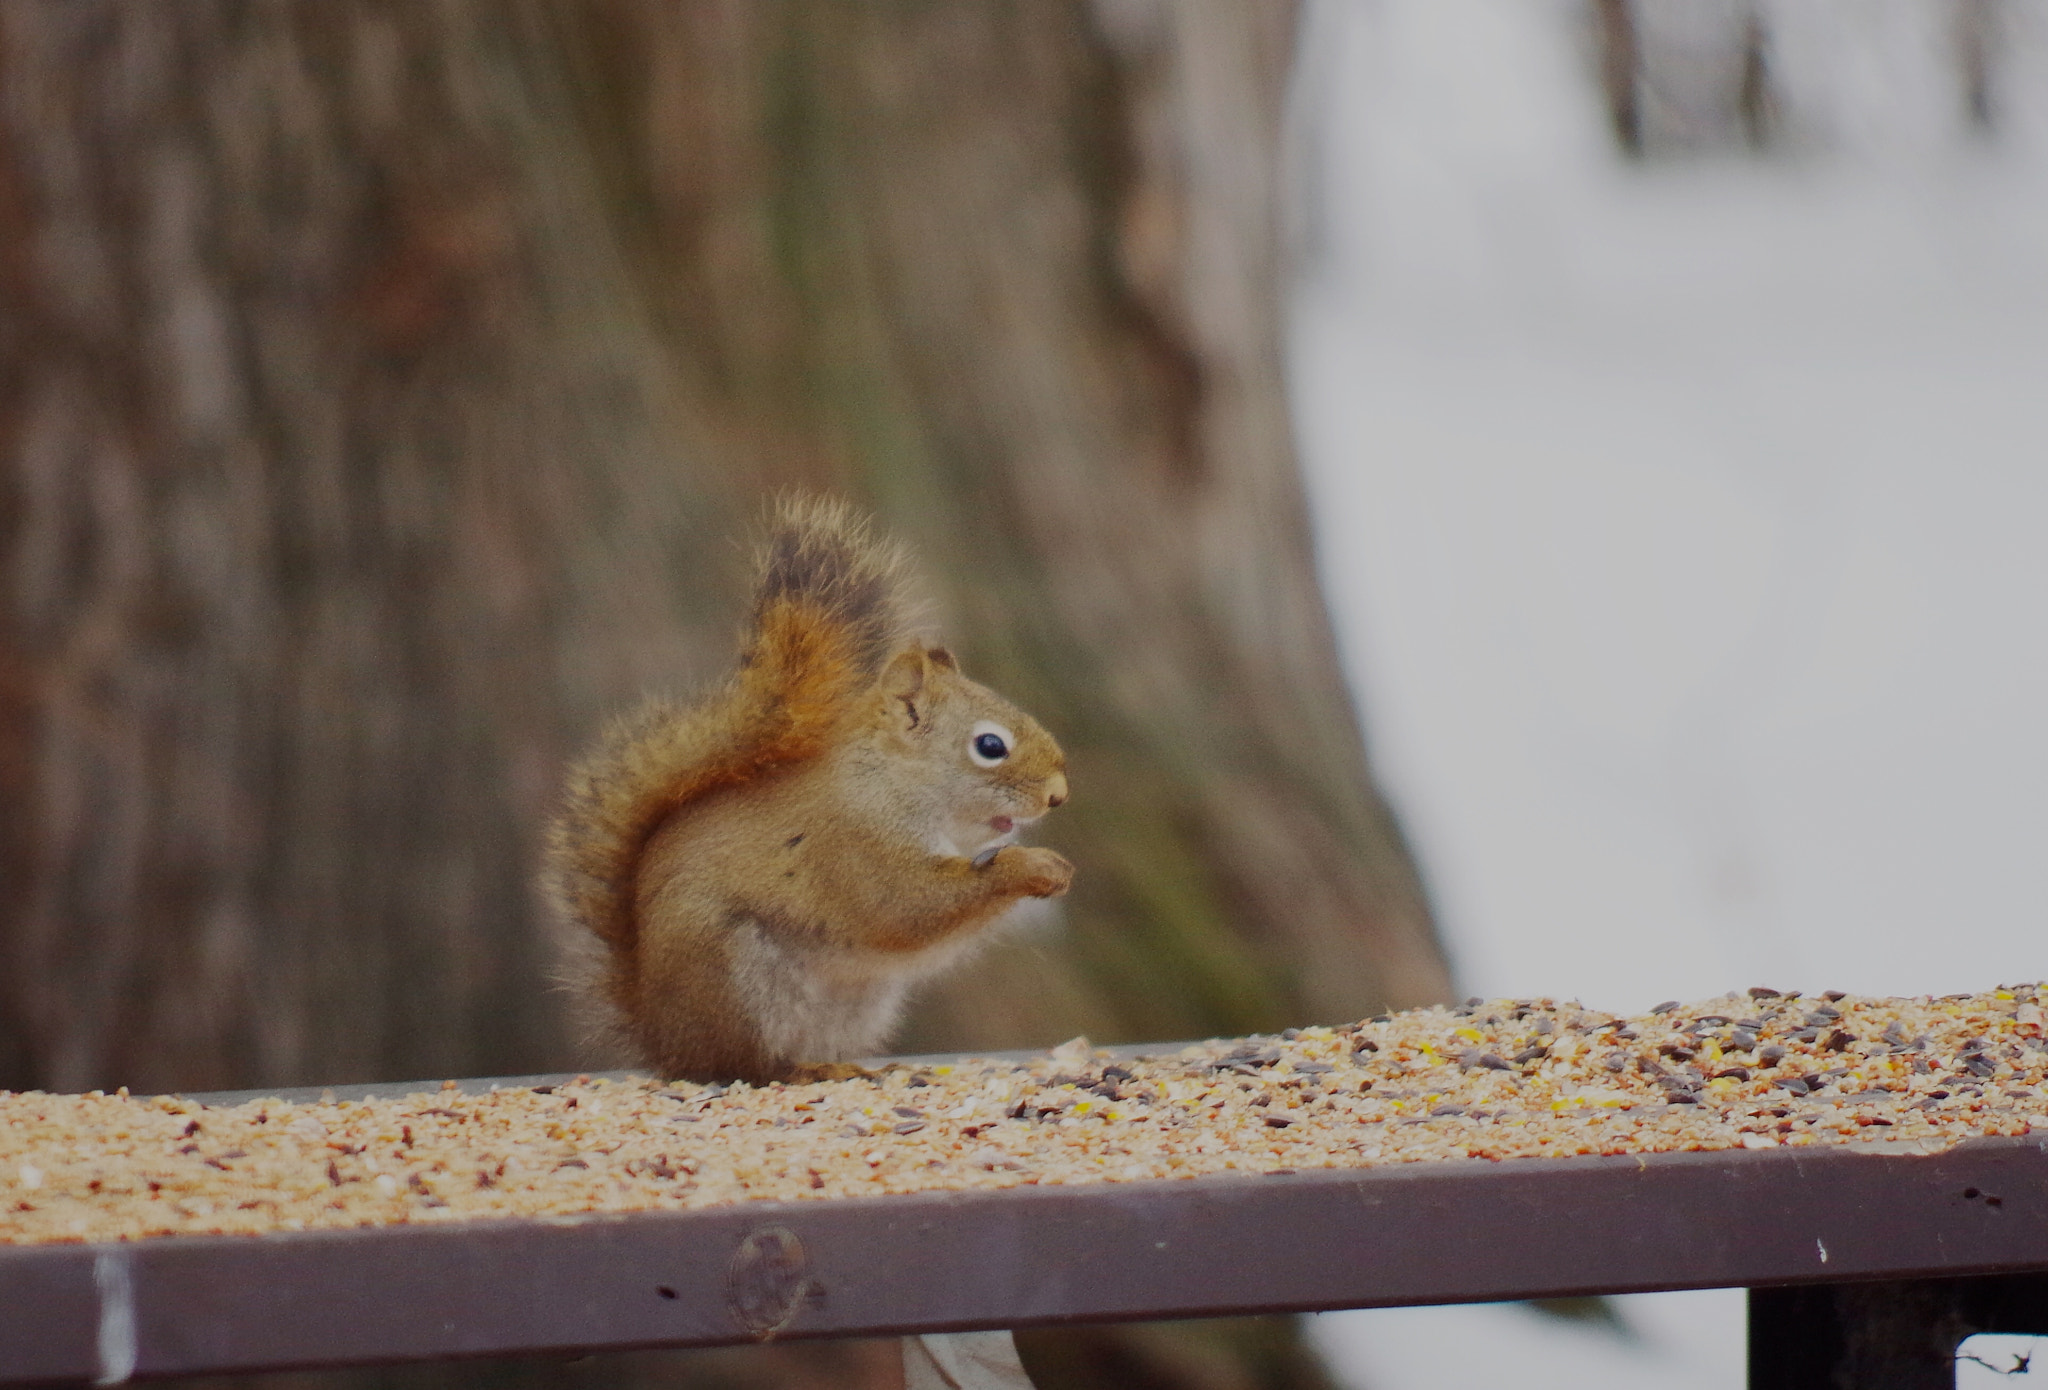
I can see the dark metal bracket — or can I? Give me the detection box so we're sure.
[1751,1273,2048,1390]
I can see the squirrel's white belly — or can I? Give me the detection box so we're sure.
[729,918,979,1062]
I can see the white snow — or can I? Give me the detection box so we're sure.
[1287,1,2048,1384]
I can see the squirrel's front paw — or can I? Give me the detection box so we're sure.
[988,845,1074,898]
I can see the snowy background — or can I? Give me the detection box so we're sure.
[1285,0,2048,1384]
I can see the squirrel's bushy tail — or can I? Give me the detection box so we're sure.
[544,496,914,967]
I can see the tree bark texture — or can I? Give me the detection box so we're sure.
[0,3,1441,1387]
[1,2,742,1093]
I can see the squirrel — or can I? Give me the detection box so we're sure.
[545,497,1073,1084]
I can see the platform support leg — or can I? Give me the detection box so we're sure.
[1749,1275,2048,1390]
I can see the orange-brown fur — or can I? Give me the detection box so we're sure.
[544,498,1071,1083]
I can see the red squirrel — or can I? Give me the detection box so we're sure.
[545,497,1072,1083]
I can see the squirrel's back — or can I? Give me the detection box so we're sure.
[543,496,914,978]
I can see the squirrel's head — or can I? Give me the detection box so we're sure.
[867,643,1068,857]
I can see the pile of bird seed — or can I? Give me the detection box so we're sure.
[5,986,2045,1246]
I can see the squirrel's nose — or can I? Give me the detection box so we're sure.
[1045,771,1069,808]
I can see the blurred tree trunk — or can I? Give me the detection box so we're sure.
[0,3,1443,1388]
[1589,0,1780,155]
[571,0,1451,1058]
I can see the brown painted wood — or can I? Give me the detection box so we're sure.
[7,1126,2048,1383]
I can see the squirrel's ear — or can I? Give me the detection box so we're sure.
[879,645,932,731]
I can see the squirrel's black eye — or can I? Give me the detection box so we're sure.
[968,722,1015,767]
